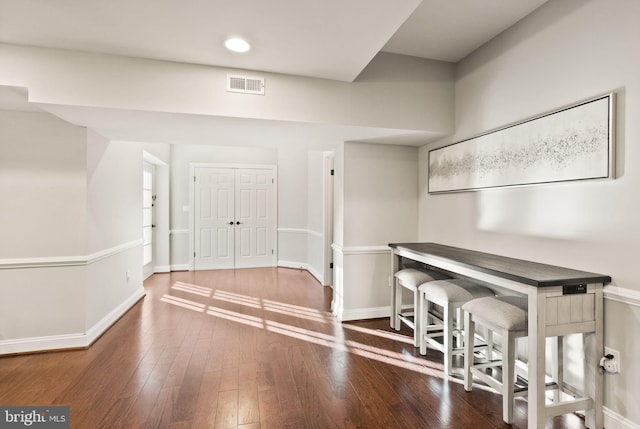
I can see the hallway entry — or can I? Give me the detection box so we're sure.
[192,165,277,270]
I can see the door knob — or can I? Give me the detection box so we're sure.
[228,221,234,225]
[236,221,242,225]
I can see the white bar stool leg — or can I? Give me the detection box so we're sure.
[463,310,474,392]
[418,288,428,355]
[412,288,420,347]
[443,302,454,375]
[393,277,402,330]
[503,330,516,424]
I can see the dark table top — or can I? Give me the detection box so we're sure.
[389,242,611,287]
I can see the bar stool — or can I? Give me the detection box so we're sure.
[392,268,450,346]
[417,278,495,375]
[462,295,528,424]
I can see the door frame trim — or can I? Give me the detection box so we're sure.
[142,160,155,280]
[323,153,334,287]
[188,162,278,271]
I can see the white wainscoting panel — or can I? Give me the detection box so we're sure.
[604,406,640,429]
[331,244,392,321]
[170,229,190,271]
[0,240,145,355]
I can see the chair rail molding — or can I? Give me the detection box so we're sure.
[336,244,391,255]
[0,239,143,270]
[603,284,640,307]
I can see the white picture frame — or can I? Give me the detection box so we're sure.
[428,93,615,194]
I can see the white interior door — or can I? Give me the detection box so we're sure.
[142,162,155,279]
[234,169,274,268]
[194,168,235,270]
[193,166,276,270]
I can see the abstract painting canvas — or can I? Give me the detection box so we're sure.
[428,93,615,193]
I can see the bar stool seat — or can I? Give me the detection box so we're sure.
[417,279,495,375]
[463,295,528,424]
[392,268,449,346]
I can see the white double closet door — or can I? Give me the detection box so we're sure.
[193,167,276,270]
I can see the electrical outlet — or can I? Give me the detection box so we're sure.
[603,347,621,374]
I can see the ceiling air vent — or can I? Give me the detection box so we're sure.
[226,74,265,95]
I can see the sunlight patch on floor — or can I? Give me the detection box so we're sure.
[342,323,414,345]
[212,290,262,309]
[160,294,206,312]
[206,306,265,329]
[160,284,445,378]
[171,281,213,297]
[262,301,329,323]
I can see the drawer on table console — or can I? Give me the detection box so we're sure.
[543,284,597,333]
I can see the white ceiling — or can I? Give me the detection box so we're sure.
[383,0,548,62]
[0,0,548,147]
[0,0,422,82]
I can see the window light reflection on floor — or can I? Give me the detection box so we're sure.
[160,283,444,377]
[342,323,414,345]
[212,289,262,309]
[170,281,213,297]
[160,294,207,312]
[262,303,329,323]
[206,306,265,329]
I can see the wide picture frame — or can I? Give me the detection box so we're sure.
[428,93,616,194]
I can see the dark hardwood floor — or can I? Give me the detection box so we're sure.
[0,268,587,428]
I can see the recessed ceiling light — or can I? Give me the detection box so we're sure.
[224,38,251,53]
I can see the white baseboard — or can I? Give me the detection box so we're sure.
[0,333,89,355]
[340,306,391,322]
[0,288,145,355]
[604,406,640,429]
[154,265,171,273]
[306,265,323,284]
[277,261,326,285]
[85,288,146,345]
[331,299,343,321]
[170,264,189,271]
[278,260,308,270]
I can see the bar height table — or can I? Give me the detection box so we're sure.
[389,242,611,429]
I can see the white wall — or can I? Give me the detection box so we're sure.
[0,45,453,136]
[0,267,86,342]
[333,142,419,320]
[0,110,88,350]
[0,110,87,258]
[306,150,326,282]
[87,136,142,253]
[276,146,309,269]
[418,0,640,425]
[344,143,418,247]
[352,52,454,132]
[86,134,145,330]
[0,109,148,353]
[0,110,87,334]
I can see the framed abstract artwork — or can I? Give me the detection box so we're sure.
[428,93,615,193]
